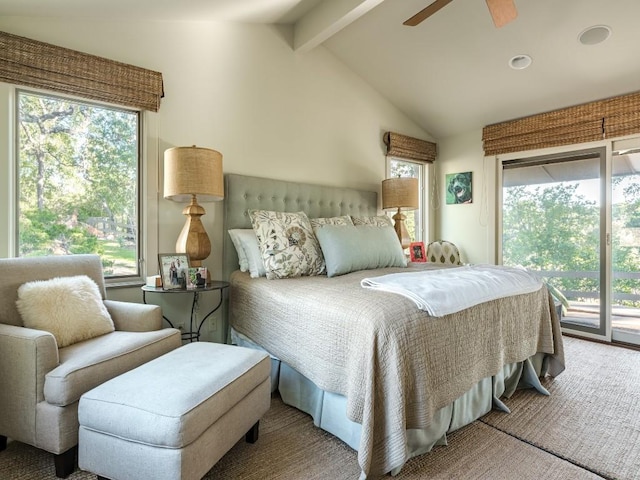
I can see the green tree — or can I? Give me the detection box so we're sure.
[503,183,600,295]
[504,179,640,307]
[17,91,138,276]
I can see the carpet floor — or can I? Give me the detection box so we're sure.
[481,336,640,480]
[1,336,638,479]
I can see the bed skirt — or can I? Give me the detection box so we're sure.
[231,328,550,477]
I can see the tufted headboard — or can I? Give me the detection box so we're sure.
[222,173,378,281]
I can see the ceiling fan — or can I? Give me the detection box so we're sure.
[404,0,517,28]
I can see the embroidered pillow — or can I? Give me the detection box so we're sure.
[249,210,325,279]
[16,275,115,348]
[351,215,393,227]
[310,215,354,229]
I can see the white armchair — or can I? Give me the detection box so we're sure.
[0,254,181,478]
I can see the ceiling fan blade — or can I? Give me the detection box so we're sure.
[403,0,453,27]
[485,0,517,28]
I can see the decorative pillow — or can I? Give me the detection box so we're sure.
[249,210,325,279]
[351,215,393,227]
[310,216,354,228]
[315,225,407,277]
[16,275,115,348]
[228,229,267,278]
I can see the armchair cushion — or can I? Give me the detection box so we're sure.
[16,275,114,348]
[44,329,181,407]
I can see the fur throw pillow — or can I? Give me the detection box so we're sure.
[16,275,115,348]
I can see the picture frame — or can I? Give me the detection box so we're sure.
[410,241,426,263]
[187,267,208,289]
[158,253,190,290]
[446,171,473,204]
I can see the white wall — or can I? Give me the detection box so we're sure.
[435,129,497,265]
[0,17,432,340]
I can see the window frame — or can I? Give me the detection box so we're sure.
[11,86,156,287]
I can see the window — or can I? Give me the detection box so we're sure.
[16,90,141,279]
[387,158,425,242]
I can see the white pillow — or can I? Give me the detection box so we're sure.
[228,229,250,272]
[229,229,267,278]
[16,275,115,348]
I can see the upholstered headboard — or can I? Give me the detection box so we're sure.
[222,173,378,281]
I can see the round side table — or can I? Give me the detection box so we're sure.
[142,281,229,342]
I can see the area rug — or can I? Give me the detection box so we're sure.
[1,335,635,479]
[482,336,640,480]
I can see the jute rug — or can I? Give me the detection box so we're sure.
[481,336,640,480]
[0,336,635,479]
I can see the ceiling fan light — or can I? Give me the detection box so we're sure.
[578,25,612,45]
[509,54,532,70]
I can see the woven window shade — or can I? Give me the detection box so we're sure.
[384,132,437,163]
[483,90,640,156]
[0,31,164,112]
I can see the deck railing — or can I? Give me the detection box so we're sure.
[536,269,640,305]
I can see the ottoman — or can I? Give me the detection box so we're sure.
[78,342,271,480]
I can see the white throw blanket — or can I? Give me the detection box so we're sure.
[361,264,543,317]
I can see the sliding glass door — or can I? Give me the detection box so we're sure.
[502,148,607,338]
[502,145,640,345]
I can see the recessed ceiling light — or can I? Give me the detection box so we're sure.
[509,54,532,70]
[578,25,611,45]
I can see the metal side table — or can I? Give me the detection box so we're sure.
[142,281,229,342]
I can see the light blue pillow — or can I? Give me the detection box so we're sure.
[315,225,407,277]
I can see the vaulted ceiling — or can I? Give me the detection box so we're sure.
[3,0,639,140]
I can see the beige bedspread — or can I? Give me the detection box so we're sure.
[229,264,564,478]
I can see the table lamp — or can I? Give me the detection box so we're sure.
[382,177,419,249]
[163,146,224,272]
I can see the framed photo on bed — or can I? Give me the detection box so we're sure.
[410,242,426,262]
[158,253,190,289]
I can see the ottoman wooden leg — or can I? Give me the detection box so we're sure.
[0,435,7,451]
[245,421,259,444]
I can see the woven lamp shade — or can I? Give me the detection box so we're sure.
[382,177,419,250]
[382,177,419,211]
[163,146,223,202]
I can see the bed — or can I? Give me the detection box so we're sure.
[222,173,565,479]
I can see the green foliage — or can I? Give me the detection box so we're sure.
[504,180,640,308]
[19,208,101,256]
[17,91,138,277]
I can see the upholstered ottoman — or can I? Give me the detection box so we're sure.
[78,342,270,480]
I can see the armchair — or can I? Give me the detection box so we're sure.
[0,254,181,478]
[426,240,463,265]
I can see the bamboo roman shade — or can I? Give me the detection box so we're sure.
[384,132,437,162]
[483,91,640,156]
[0,31,164,111]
